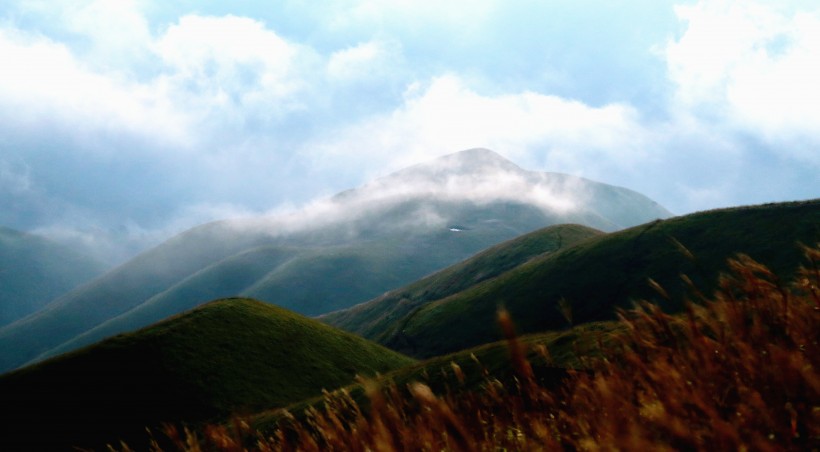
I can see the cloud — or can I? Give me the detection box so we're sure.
[153,14,306,112]
[666,0,820,164]
[0,25,193,149]
[226,149,591,241]
[0,8,318,152]
[327,39,402,82]
[303,74,649,182]
[0,0,816,264]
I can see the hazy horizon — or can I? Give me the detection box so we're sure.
[1,0,818,263]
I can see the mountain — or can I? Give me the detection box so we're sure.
[0,148,670,373]
[327,199,820,358]
[0,226,105,327]
[321,223,603,340]
[0,298,413,450]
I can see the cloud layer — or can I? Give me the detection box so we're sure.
[0,0,817,263]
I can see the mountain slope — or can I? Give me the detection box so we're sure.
[321,223,603,340]
[0,226,105,326]
[0,298,413,450]
[0,148,670,372]
[355,199,820,358]
[36,215,575,363]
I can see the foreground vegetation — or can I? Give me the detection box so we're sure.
[136,244,819,451]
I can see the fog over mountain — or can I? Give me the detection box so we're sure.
[0,227,104,326]
[0,149,669,373]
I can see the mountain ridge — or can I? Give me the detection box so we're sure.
[0,148,670,373]
[343,198,819,358]
[321,223,603,340]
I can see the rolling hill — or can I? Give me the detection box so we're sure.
[0,298,413,450]
[321,223,603,340]
[327,199,820,358]
[0,148,670,373]
[0,226,105,327]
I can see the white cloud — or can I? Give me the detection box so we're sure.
[0,11,313,153]
[666,0,820,163]
[63,0,152,65]
[327,39,401,82]
[154,15,299,95]
[0,26,192,148]
[306,74,649,177]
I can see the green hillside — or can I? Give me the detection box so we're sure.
[322,224,602,339]
[369,199,820,358]
[0,298,413,450]
[0,226,105,326]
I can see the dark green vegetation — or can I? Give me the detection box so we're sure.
[328,199,820,358]
[0,226,104,327]
[0,298,412,450]
[141,248,820,450]
[322,223,602,340]
[0,149,670,373]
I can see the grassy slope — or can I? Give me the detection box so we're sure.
[0,298,413,450]
[383,199,820,358]
[322,224,603,341]
[0,226,105,326]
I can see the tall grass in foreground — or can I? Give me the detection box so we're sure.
[131,246,819,451]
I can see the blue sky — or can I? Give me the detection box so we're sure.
[1,0,818,262]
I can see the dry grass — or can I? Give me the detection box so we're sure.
[130,245,820,451]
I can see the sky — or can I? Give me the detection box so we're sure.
[1,0,818,264]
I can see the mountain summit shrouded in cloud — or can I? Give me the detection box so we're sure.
[0,0,817,265]
[0,148,670,373]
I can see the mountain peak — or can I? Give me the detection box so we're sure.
[440,147,512,163]
[383,148,523,184]
[428,148,522,173]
